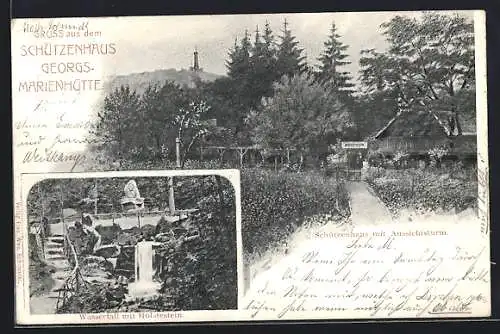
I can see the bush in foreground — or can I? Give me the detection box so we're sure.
[241,168,349,264]
[365,166,478,215]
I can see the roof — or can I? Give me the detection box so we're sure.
[372,109,476,139]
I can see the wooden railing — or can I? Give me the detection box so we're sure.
[63,226,79,269]
[57,226,86,312]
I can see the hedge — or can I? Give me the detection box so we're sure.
[365,166,478,215]
[241,168,350,264]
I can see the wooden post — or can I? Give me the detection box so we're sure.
[274,155,278,172]
[218,148,225,166]
[37,184,46,258]
[137,212,141,229]
[94,179,98,215]
[59,185,65,241]
[238,148,248,168]
[200,146,204,161]
[168,177,175,215]
[38,184,45,238]
[176,138,181,168]
[286,149,290,165]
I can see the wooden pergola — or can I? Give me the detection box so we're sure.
[200,145,299,168]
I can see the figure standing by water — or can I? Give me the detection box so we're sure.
[82,213,102,254]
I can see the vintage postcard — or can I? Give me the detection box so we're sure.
[12,10,489,324]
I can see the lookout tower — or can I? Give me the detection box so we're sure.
[190,46,202,72]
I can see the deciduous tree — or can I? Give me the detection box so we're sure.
[248,74,353,162]
[359,13,475,135]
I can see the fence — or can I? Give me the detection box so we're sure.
[56,226,87,312]
[200,145,301,170]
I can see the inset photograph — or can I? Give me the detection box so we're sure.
[27,174,237,314]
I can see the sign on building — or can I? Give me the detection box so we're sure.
[341,141,368,149]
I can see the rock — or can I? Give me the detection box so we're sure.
[95,224,122,244]
[94,245,120,259]
[141,224,156,239]
[81,255,107,267]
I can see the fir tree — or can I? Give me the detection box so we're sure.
[316,22,355,95]
[262,20,277,63]
[226,30,252,80]
[276,19,306,80]
[249,24,277,104]
[225,37,240,76]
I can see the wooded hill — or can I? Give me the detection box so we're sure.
[104,68,222,95]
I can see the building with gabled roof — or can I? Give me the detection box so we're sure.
[367,109,477,160]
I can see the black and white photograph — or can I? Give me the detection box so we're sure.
[26,174,238,314]
[12,9,489,323]
[74,11,478,298]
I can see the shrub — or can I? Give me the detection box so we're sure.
[241,168,349,263]
[428,146,449,167]
[365,166,478,215]
[29,236,54,296]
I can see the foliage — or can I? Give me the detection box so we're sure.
[91,81,218,166]
[276,19,307,80]
[29,236,54,296]
[315,22,355,95]
[92,86,142,162]
[226,30,252,81]
[174,101,212,167]
[365,166,478,215]
[56,282,127,313]
[57,175,237,313]
[248,73,353,161]
[27,174,232,221]
[155,204,237,310]
[359,13,475,135]
[351,90,399,138]
[393,150,409,167]
[249,22,280,102]
[428,146,449,164]
[241,168,350,262]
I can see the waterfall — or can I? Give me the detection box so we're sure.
[135,241,154,283]
[128,241,161,298]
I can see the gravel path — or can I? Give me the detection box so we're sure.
[345,181,393,225]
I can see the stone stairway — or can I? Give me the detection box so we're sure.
[44,235,65,260]
[43,235,71,300]
[30,234,74,314]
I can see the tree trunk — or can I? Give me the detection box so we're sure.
[213,175,224,208]
[452,108,462,136]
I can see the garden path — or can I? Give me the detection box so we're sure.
[345,181,393,225]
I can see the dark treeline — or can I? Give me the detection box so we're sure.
[27,176,234,219]
[89,13,475,168]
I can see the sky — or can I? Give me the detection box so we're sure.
[96,10,474,79]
